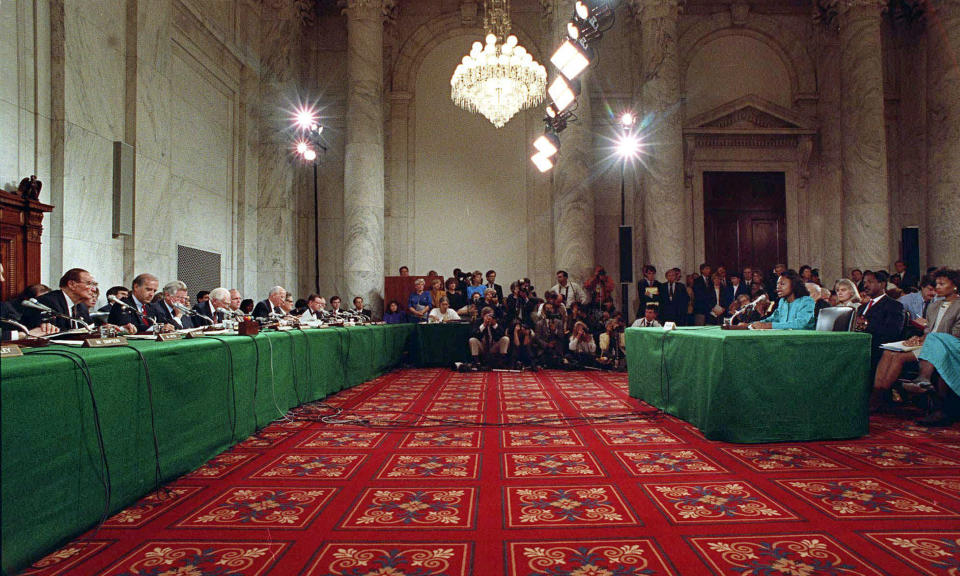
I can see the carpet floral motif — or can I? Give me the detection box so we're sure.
[722,446,849,471]
[643,482,796,523]
[234,429,297,449]
[615,450,725,475]
[501,412,564,424]
[594,427,682,446]
[297,431,386,449]
[400,431,482,448]
[355,401,414,412]
[104,487,202,528]
[508,540,675,576]
[378,454,479,479]
[689,534,884,576]
[830,444,960,468]
[20,541,112,576]
[505,485,637,527]
[437,391,485,400]
[572,399,634,411]
[501,390,549,400]
[418,413,483,427]
[427,401,483,412]
[777,478,957,518]
[888,424,960,441]
[99,541,286,576]
[248,454,365,480]
[909,476,960,499]
[503,401,559,412]
[341,488,476,529]
[503,430,583,447]
[176,487,335,529]
[183,453,256,478]
[304,544,471,576]
[863,532,960,576]
[560,389,614,399]
[504,452,605,478]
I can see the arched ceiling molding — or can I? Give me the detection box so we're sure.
[679,12,817,103]
[390,10,548,95]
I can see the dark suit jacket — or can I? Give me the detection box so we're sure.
[352,308,373,319]
[485,283,504,301]
[150,301,194,329]
[892,270,918,290]
[724,282,749,303]
[471,321,507,343]
[192,300,220,326]
[658,282,689,324]
[692,277,714,314]
[703,286,732,325]
[637,280,662,313]
[2,300,22,340]
[20,289,92,330]
[108,296,156,332]
[857,296,905,363]
[252,299,282,319]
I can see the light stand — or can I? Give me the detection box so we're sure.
[292,108,327,294]
[616,112,639,322]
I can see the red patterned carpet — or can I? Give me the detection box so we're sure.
[19,369,960,576]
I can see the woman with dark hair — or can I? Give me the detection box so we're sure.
[445,277,466,311]
[749,270,815,330]
[383,300,407,324]
[239,299,254,314]
[873,268,960,424]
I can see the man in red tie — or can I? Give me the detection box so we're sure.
[855,270,905,371]
[107,273,163,333]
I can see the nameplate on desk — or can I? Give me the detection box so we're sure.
[1,344,23,357]
[83,336,128,347]
[158,332,183,341]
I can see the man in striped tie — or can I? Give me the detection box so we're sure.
[108,273,161,333]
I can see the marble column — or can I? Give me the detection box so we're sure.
[636,0,686,274]
[926,0,960,266]
[550,0,595,283]
[343,0,385,313]
[838,0,890,270]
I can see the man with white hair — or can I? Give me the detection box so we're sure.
[806,282,831,324]
[193,287,230,326]
[253,286,286,318]
[151,280,193,329]
[229,289,243,311]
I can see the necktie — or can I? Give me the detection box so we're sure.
[921,300,929,319]
[864,300,874,315]
[71,304,78,319]
[670,284,674,300]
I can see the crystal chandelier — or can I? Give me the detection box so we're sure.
[450,0,547,128]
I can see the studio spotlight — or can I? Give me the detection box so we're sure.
[575,1,589,19]
[546,103,559,118]
[294,106,317,131]
[620,112,635,128]
[551,40,590,81]
[566,21,580,41]
[303,148,318,162]
[533,132,560,158]
[296,140,309,155]
[616,134,641,159]
[547,76,581,113]
[531,151,554,173]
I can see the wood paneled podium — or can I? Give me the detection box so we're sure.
[0,189,54,300]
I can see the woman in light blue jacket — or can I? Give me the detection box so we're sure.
[749,270,816,331]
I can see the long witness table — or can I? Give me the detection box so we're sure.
[1,324,413,576]
[625,326,872,443]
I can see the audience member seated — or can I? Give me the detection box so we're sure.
[484,269,504,301]
[407,278,432,323]
[108,273,159,333]
[726,272,749,303]
[551,270,586,309]
[510,320,539,371]
[872,268,960,417]
[468,308,510,369]
[398,266,410,276]
[504,281,530,326]
[429,278,446,310]
[252,286,287,318]
[428,297,461,323]
[631,304,662,327]
[899,276,939,324]
[383,300,407,324]
[750,270,767,298]
[749,270,816,330]
[445,277,466,311]
[597,318,626,370]
[458,292,484,323]
[637,265,662,316]
[483,288,505,320]
[850,268,865,293]
[584,266,615,307]
[728,294,763,325]
[799,265,813,284]
[806,283,831,322]
[891,260,917,291]
[566,301,591,334]
[834,278,862,308]
[567,320,597,367]
[151,280,193,330]
[855,270,906,369]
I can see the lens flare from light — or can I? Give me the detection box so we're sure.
[294,106,317,131]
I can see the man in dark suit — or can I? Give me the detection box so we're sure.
[1,263,60,340]
[891,260,918,291]
[704,272,732,325]
[253,286,287,318]
[351,296,373,319]
[468,307,510,369]
[192,287,231,326]
[20,268,98,331]
[856,270,905,370]
[658,267,689,325]
[637,264,662,316]
[484,270,504,301]
[150,280,194,330]
[108,273,162,333]
[692,263,714,325]
[99,286,128,313]
[724,272,749,304]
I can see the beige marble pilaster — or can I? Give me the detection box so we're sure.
[926,0,960,266]
[838,0,890,270]
[343,0,385,312]
[550,0,595,283]
[635,0,686,274]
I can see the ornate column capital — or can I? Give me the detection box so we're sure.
[814,0,886,25]
[339,0,397,20]
[627,0,684,22]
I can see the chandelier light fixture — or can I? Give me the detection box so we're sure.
[450,0,547,128]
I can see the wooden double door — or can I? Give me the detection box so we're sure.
[703,171,786,276]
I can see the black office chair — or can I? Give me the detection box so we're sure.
[815,306,855,332]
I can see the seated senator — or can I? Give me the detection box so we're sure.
[749,270,815,330]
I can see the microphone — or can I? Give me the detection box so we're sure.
[108,294,139,313]
[0,317,30,333]
[173,302,195,315]
[217,307,238,318]
[22,298,55,313]
[89,311,109,320]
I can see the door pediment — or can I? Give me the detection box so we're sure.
[684,94,816,134]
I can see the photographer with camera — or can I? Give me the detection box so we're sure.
[534,301,566,368]
[468,307,510,369]
[598,318,626,370]
[511,319,540,371]
[585,266,615,308]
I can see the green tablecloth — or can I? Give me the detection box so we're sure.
[412,322,473,366]
[626,326,872,443]
[0,324,413,575]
